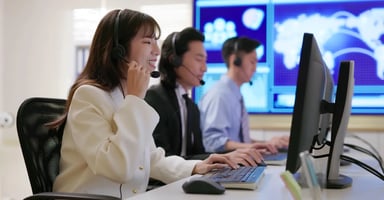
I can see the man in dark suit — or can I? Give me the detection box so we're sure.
[145,27,264,163]
[145,83,206,160]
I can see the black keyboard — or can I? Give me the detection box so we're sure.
[203,166,266,190]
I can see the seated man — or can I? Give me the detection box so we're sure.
[199,36,289,154]
[145,27,263,165]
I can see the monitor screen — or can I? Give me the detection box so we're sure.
[285,33,333,174]
[193,0,384,114]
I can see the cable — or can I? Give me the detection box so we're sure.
[341,154,384,181]
[312,141,328,150]
[344,143,384,173]
[347,133,383,164]
[119,183,123,199]
[344,133,383,172]
[312,154,330,159]
[311,140,332,159]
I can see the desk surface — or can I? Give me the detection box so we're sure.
[128,157,384,200]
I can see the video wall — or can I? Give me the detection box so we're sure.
[193,0,384,114]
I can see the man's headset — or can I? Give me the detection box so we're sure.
[169,32,205,85]
[233,39,242,66]
[111,10,160,78]
[169,32,183,67]
[233,38,253,85]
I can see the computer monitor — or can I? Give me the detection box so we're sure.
[326,60,354,188]
[286,32,334,174]
[286,33,355,189]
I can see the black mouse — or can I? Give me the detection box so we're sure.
[182,176,225,194]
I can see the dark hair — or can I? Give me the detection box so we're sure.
[221,36,260,67]
[158,27,204,89]
[51,9,161,128]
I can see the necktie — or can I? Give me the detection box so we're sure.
[240,97,251,143]
[182,94,193,155]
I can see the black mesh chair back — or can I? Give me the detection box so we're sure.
[16,97,119,200]
[17,97,66,194]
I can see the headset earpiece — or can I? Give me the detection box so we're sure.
[112,10,126,61]
[170,33,182,67]
[234,56,242,66]
[112,44,126,60]
[170,54,182,67]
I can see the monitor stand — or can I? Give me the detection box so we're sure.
[293,170,326,188]
[326,175,352,189]
[293,161,352,189]
[297,145,352,189]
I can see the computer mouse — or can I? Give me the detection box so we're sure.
[182,176,225,194]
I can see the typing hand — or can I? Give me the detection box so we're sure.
[268,135,290,149]
[192,154,239,175]
[125,61,150,99]
[224,148,264,167]
[250,142,278,154]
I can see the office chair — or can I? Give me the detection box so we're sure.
[16,97,119,200]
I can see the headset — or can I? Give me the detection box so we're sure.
[111,9,160,78]
[169,32,205,85]
[170,32,182,67]
[112,9,126,61]
[233,39,242,66]
[233,38,253,85]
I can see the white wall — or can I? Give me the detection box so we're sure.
[0,0,191,144]
[0,0,4,142]
[0,1,191,199]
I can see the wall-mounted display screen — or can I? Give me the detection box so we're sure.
[193,0,384,114]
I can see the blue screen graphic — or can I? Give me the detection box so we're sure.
[193,0,384,114]
[198,5,267,63]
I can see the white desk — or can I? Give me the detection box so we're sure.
[128,158,384,200]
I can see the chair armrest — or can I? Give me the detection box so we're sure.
[23,192,120,200]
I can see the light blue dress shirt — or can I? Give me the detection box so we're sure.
[199,75,244,152]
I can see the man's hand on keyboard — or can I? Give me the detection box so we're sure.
[192,154,239,175]
[224,148,264,167]
[249,142,278,154]
[267,135,290,149]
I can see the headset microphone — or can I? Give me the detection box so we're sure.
[235,60,253,86]
[120,57,160,78]
[181,65,205,85]
[150,71,160,78]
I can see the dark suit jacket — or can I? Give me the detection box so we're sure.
[145,83,209,160]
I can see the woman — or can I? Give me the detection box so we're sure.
[52,9,237,199]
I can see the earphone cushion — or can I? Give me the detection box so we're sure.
[234,57,242,66]
[170,55,182,67]
[112,44,126,60]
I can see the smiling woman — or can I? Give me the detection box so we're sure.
[50,8,240,199]
[74,4,191,79]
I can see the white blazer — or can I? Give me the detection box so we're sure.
[53,85,199,198]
